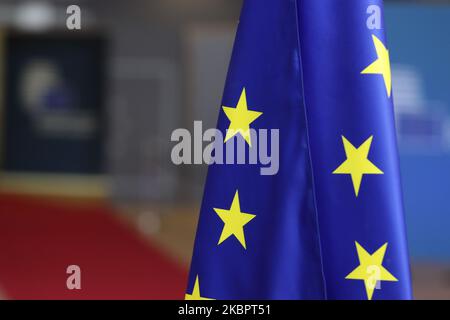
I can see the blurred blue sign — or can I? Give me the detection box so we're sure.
[386,3,450,261]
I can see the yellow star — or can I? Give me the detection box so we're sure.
[185,275,214,300]
[214,190,256,249]
[346,242,398,300]
[333,135,383,197]
[361,34,392,97]
[222,88,263,147]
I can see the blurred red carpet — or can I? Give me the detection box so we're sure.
[0,193,187,299]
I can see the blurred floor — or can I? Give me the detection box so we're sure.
[0,286,6,300]
[116,203,201,265]
[410,263,450,299]
[0,193,187,299]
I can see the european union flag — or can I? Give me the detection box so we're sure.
[186,0,412,300]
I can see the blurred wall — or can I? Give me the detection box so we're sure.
[89,0,242,202]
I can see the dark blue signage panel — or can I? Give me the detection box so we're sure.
[3,34,105,174]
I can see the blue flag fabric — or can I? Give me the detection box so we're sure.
[186,0,412,300]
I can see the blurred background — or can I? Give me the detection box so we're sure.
[0,0,448,299]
